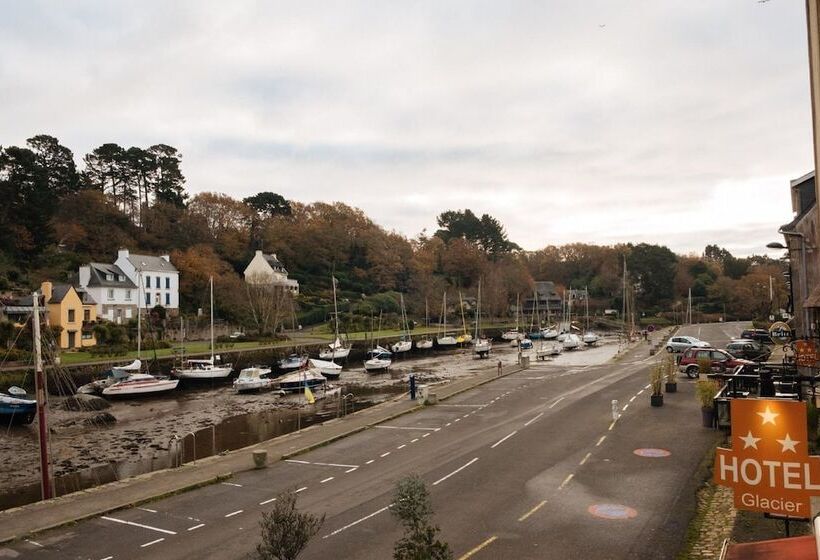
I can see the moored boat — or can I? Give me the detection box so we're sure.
[364,346,392,372]
[583,332,599,346]
[319,338,351,360]
[519,338,533,350]
[233,367,274,393]
[562,333,582,350]
[310,358,342,379]
[174,358,233,379]
[416,338,433,349]
[0,387,36,425]
[278,354,309,371]
[78,359,141,395]
[276,368,326,392]
[102,373,179,397]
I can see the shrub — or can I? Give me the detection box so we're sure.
[695,380,719,408]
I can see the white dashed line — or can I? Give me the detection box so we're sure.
[374,426,440,431]
[445,423,452,427]
[433,457,479,486]
[491,431,518,449]
[422,433,431,437]
[366,460,375,464]
[25,540,43,548]
[596,436,606,447]
[380,452,391,458]
[100,557,113,560]
[259,498,277,505]
[524,412,544,426]
[323,505,392,538]
[411,438,420,443]
[559,474,574,490]
[608,421,617,431]
[629,396,636,403]
[295,487,308,493]
[549,396,565,409]
[637,389,644,395]
[454,418,461,422]
[141,538,164,548]
[188,523,205,531]
[137,507,157,513]
[345,467,358,473]
[579,452,592,465]
[224,510,243,518]
[622,404,629,411]
[397,444,406,449]
[221,482,243,488]
[101,516,177,535]
[321,477,335,483]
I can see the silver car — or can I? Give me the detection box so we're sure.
[665,335,709,353]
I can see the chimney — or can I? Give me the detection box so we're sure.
[255,250,263,257]
[161,255,170,262]
[117,248,129,259]
[40,281,53,303]
[79,265,90,287]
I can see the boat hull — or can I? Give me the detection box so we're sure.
[364,358,391,371]
[436,336,458,346]
[174,365,233,379]
[415,339,433,349]
[0,396,36,425]
[309,359,342,379]
[319,347,350,360]
[391,341,412,353]
[102,377,179,397]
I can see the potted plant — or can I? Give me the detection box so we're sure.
[650,361,664,407]
[696,379,719,428]
[697,356,712,378]
[664,354,677,393]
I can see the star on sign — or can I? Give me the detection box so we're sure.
[757,406,779,425]
[739,431,761,450]
[777,433,800,453]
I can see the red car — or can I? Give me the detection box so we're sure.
[677,347,754,379]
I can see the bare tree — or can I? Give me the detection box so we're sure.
[256,490,324,560]
[245,271,293,335]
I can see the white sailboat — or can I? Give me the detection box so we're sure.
[473,280,491,358]
[436,292,458,346]
[319,276,351,360]
[457,291,473,344]
[416,299,434,349]
[391,293,412,353]
[582,286,599,346]
[562,288,581,351]
[310,358,342,379]
[173,276,233,379]
[502,294,522,342]
[365,311,393,371]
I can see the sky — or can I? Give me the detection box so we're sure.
[0,1,813,257]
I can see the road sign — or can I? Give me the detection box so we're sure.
[714,399,820,517]
[768,322,793,345]
[794,340,819,368]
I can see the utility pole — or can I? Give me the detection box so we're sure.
[32,292,53,500]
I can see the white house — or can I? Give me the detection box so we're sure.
[78,263,138,323]
[114,249,180,313]
[243,250,299,294]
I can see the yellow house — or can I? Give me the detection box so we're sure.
[40,282,97,350]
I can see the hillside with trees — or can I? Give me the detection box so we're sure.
[0,134,788,336]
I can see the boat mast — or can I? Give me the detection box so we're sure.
[137,271,142,359]
[331,276,340,364]
[210,275,215,362]
[474,280,480,340]
[585,286,590,332]
[622,256,627,336]
[32,292,53,500]
[459,291,467,337]
[515,293,519,331]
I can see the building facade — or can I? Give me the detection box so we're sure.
[40,282,97,349]
[114,249,180,313]
[78,263,138,323]
[522,281,562,316]
[243,250,299,294]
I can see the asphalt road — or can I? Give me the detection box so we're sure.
[6,322,742,560]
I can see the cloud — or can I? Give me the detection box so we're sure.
[0,1,812,256]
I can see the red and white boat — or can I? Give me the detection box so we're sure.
[102,373,179,397]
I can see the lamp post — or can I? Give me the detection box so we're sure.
[768,235,809,338]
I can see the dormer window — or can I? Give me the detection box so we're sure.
[106,274,113,281]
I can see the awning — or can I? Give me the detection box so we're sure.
[804,284,820,308]
[725,535,817,559]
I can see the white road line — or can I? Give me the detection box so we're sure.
[579,452,592,465]
[101,516,177,535]
[141,538,164,548]
[422,433,431,437]
[629,395,636,403]
[454,418,461,422]
[397,444,406,449]
[411,438,420,443]
[187,523,205,531]
[284,459,310,464]
[323,505,391,538]
[558,474,574,490]
[596,436,606,446]
[259,498,277,505]
[380,452,391,458]
[549,396,565,409]
[433,457,479,486]
[345,467,358,473]
[644,384,651,390]
[490,431,518,449]
[462,414,471,418]
[622,404,630,411]
[321,477,335,483]
[438,404,485,407]
[445,423,452,427]
[224,510,243,518]
[25,540,43,547]
[374,426,440,431]
[524,412,544,426]
[137,507,157,513]
[100,557,113,560]
[366,459,375,464]
[608,421,617,431]
[285,460,359,469]
[221,482,243,488]
[637,389,644,395]
[295,487,307,493]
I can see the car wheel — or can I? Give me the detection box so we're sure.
[666,346,673,353]
[686,366,699,379]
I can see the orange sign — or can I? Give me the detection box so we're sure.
[714,399,820,516]
[794,340,819,368]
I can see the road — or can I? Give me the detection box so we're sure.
[6,322,741,559]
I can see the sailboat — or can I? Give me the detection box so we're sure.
[0,386,36,425]
[365,311,393,371]
[562,288,581,351]
[436,292,458,346]
[473,280,491,358]
[582,286,599,346]
[456,292,473,344]
[391,293,412,353]
[173,277,233,379]
[416,298,434,349]
[502,294,522,342]
[527,290,543,340]
[319,276,351,360]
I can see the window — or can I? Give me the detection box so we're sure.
[712,351,727,361]
[696,350,711,360]
[125,289,132,301]
[106,273,113,281]
[165,277,170,289]
[107,288,114,300]
[165,293,170,305]
[68,309,75,322]
[117,274,123,282]
[146,276,151,288]
[83,309,90,322]
[155,293,160,306]
[145,292,151,305]
[81,332,92,340]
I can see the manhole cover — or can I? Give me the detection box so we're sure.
[588,504,638,520]
[633,448,671,458]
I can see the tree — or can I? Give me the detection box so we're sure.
[245,275,294,334]
[256,490,324,560]
[27,134,80,197]
[435,209,520,256]
[391,475,453,560]
[83,143,135,214]
[148,144,187,207]
[626,243,678,309]
[244,192,292,217]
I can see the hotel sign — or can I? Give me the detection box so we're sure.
[714,399,820,516]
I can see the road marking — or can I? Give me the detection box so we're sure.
[25,540,43,547]
[439,404,486,407]
[141,538,164,548]
[295,487,307,493]
[411,438,420,443]
[596,436,606,447]
[137,507,157,513]
[380,452,391,457]
[622,404,629,411]
[259,498,277,505]
[321,477,335,483]
[458,535,498,559]
[454,418,461,422]
[579,452,592,465]
[549,396,565,409]
[345,467,358,473]
[221,482,243,488]
[490,431,518,449]
[644,384,651,390]
[366,459,375,464]
[608,421,617,431]
[187,523,205,531]
[101,516,177,535]
[637,389,644,395]
[285,460,359,469]
[629,395,636,403]
[397,444,406,449]
[462,414,471,418]
[422,433,431,437]
[433,457,479,486]
[285,459,310,464]
[524,412,543,426]
[100,557,113,560]
[445,423,452,427]
[225,510,243,518]
[323,505,391,538]
[518,500,547,522]
[559,474,574,490]
[374,425,440,431]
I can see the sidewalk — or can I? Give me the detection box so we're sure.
[0,360,524,543]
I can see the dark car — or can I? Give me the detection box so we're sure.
[726,339,771,362]
[678,347,754,379]
[740,329,773,345]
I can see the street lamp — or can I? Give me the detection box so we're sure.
[768,233,810,338]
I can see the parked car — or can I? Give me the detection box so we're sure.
[665,336,710,353]
[678,347,754,378]
[740,329,773,345]
[726,339,771,362]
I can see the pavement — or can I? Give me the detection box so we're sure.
[0,357,524,544]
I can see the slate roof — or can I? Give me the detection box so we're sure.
[262,254,287,272]
[85,263,137,289]
[126,254,178,273]
[49,285,73,304]
[75,287,97,305]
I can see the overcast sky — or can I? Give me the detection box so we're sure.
[0,1,813,256]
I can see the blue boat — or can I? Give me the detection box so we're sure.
[519,338,533,350]
[0,387,36,425]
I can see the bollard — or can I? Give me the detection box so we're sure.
[253,450,268,469]
[410,374,417,400]
[425,392,438,405]
[497,361,502,376]
[611,400,620,421]
[521,355,530,369]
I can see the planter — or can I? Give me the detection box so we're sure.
[701,406,715,428]
[650,394,664,407]
[665,382,677,393]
